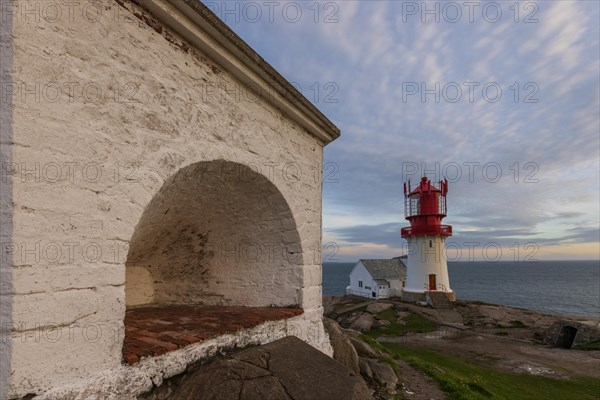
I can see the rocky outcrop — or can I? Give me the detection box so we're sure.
[324,317,360,374]
[543,321,600,349]
[325,296,600,400]
[348,313,376,332]
[348,336,382,359]
[167,336,372,400]
[364,359,398,392]
[366,303,393,314]
[372,319,391,329]
[344,332,399,397]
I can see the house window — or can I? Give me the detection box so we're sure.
[358,280,363,288]
[403,281,406,287]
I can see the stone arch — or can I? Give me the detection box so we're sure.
[125,159,304,308]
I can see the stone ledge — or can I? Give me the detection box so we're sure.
[123,305,303,364]
[34,313,330,399]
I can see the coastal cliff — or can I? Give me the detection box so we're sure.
[324,296,600,399]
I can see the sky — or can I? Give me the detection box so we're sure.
[203,1,600,262]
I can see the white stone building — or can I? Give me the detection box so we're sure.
[346,258,407,299]
[0,1,339,398]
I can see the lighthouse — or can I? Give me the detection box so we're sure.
[401,177,455,302]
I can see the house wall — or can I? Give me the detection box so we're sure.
[348,263,406,299]
[387,278,404,297]
[376,283,389,298]
[2,0,332,397]
[348,262,377,298]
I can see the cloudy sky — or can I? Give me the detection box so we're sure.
[205,1,600,261]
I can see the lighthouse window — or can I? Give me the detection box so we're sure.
[429,240,433,248]
[408,194,420,216]
[438,194,446,214]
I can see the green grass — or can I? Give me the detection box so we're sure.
[375,308,397,322]
[382,343,600,400]
[359,334,386,352]
[366,313,437,338]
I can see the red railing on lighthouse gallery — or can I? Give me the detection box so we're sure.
[400,225,452,237]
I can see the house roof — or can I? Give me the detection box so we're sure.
[359,259,407,280]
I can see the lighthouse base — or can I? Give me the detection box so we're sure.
[402,290,456,303]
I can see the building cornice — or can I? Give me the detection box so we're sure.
[137,0,340,144]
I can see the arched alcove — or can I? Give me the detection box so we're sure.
[125,160,304,308]
[122,160,306,364]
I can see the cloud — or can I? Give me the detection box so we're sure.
[327,222,599,260]
[328,222,404,249]
[553,211,587,219]
[217,0,600,260]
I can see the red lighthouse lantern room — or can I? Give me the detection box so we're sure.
[401,177,452,238]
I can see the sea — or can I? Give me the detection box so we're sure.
[322,260,600,318]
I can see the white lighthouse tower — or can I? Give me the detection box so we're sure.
[401,177,455,302]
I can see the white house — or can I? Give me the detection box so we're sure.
[346,258,407,299]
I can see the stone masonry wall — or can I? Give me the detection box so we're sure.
[3,0,330,397]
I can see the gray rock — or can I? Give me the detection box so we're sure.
[349,336,382,358]
[169,336,372,400]
[170,359,268,400]
[338,311,362,328]
[240,376,292,400]
[359,357,373,379]
[324,317,360,374]
[396,311,410,319]
[366,302,394,314]
[365,359,399,393]
[349,313,376,332]
[496,321,513,328]
[372,319,391,329]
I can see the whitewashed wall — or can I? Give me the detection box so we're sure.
[388,278,405,297]
[348,262,377,299]
[404,236,453,296]
[2,0,333,397]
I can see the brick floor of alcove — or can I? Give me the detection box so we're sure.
[122,305,303,364]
